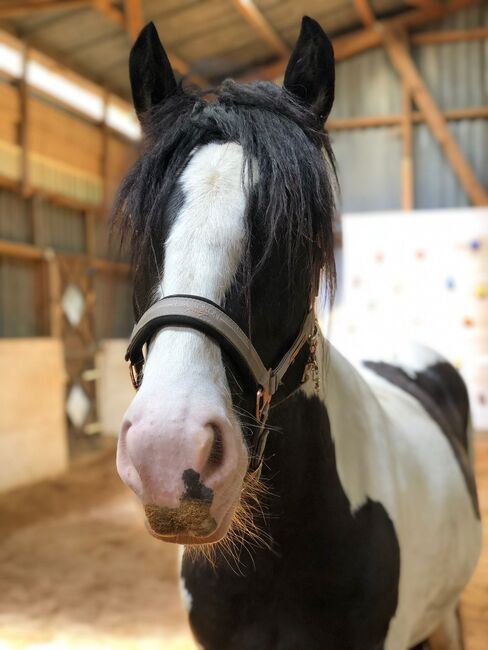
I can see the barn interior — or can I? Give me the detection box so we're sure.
[0,0,487,648]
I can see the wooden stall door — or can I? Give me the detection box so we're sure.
[57,254,100,452]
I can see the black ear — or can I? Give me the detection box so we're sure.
[283,16,335,122]
[129,22,177,118]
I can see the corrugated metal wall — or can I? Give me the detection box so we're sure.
[36,201,86,253]
[332,5,488,212]
[0,257,39,336]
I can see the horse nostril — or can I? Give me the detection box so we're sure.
[205,423,224,471]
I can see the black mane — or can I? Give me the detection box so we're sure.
[113,79,338,316]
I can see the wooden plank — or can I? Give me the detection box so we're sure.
[91,257,130,275]
[124,0,144,41]
[230,0,289,58]
[353,0,375,28]
[93,0,207,86]
[239,0,480,80]
[402,79,414,211]
[0,237,129,276]
[461,438,488,650]
[411,27,488,45]
[19,46,30,198]
[93,0,124,27]
[327,106,488,130]
[85,211,96,258]
[382,27,488,207]
[0,238,43,260]
[0,0,90,18]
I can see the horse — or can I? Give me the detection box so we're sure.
[114,17,482,650]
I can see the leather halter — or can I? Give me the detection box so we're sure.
[126,294,317,473]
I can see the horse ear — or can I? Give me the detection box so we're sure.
[129,22,177,119]
[283,16,335,122]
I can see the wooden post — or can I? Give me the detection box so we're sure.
[100,92,110,215]
[381,26,488,206]
[19,44,30,198]
[401,78,414,211]
[85,211,96,259]
[124,0,144,41]
[45,250,62,338]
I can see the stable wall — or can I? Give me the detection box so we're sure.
[96,339,132,437]
[0,338,68,492]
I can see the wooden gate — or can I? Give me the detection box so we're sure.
[55,254,100,450]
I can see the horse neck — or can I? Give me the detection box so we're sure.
[261,328,385,535]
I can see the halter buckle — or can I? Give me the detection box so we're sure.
[129,360,144,390]
[256,384,272,424]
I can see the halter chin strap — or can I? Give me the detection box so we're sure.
[126,294,317,473]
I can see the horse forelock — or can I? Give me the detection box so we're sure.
[112,79,338,318]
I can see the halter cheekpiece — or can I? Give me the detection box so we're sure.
[125,294,317,473]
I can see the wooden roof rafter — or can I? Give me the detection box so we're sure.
[238,0,482,81]
[1,0,209,88]
[0,0,92,18]
[230,0,289,58]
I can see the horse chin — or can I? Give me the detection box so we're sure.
[144,497,237,546]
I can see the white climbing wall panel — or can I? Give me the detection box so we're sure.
[330,208,488,431]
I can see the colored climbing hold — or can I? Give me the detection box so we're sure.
[479,393,487,406]
[375,252,384,263]
[415,249,425,260]
[469,239,481,251]
[475,284,487,299]
[463,317,474,328]
[453,358,463,370]
[446,277,456,290]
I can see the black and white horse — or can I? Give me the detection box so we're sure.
[115,17,481,650]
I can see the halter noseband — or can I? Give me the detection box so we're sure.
[125,294,317,473]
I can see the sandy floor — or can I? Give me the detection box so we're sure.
[0,439,487,650]
[0,442,196,650]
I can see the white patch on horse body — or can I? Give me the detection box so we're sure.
[301,333,482,648]
[337,338,447,381]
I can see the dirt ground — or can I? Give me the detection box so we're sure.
[0,438,487,650]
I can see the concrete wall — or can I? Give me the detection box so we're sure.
[0,338,68,492]
[96,339,132,437]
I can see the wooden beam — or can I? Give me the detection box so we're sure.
[411,27,488,45]
[402,78,414,211]
[18,45,30,198]
[0,238,130,275]
[353,0,375,28]
[0,239,43,260]
[327,106,488,130]
[46,252,62,338]
[0,0,90,18]
[124,0,144,41]
[93,0,207,85]
[91,257,130,274]
[230,0,289,58]
[238,0,480,81]
[92,0,124,27]
[381,26,488,206]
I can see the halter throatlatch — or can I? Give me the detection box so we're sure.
[125,295,317,473]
